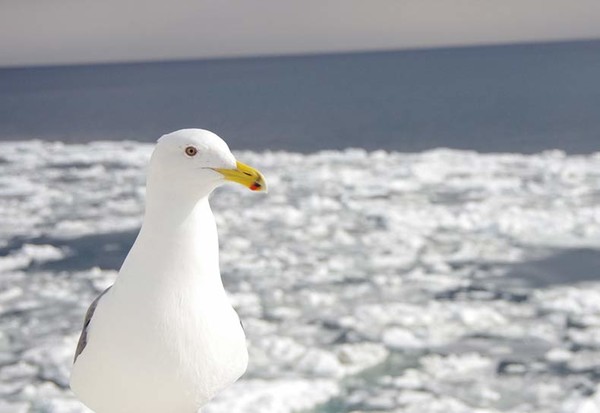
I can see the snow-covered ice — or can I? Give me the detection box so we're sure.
[1,141,600,412]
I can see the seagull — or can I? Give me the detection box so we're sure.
[70,129,267,413]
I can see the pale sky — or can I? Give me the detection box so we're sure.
[1,0,600,67]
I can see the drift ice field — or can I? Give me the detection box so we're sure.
[1,140,600,413]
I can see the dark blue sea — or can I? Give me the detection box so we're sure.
[1,40,599,153]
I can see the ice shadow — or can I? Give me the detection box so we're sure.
[1,230,139,272]
[504,248,600,288]
[435,248,600,304]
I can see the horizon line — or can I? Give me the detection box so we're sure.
[2,36,599,71]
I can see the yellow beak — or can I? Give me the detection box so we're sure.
[214,161,267,192]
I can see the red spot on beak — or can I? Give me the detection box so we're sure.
[250,182,261,191]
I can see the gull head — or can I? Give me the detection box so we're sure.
[148,129,267,197]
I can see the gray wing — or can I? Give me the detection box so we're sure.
[73,287,111,363]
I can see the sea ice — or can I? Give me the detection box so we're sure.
[1,141,600,412]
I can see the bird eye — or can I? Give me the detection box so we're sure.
[185,146,198,157]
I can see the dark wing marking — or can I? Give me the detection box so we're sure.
[73,287,111,363]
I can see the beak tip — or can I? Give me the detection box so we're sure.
[250,181,267,192]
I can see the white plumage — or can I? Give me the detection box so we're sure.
[70,129,266,413]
